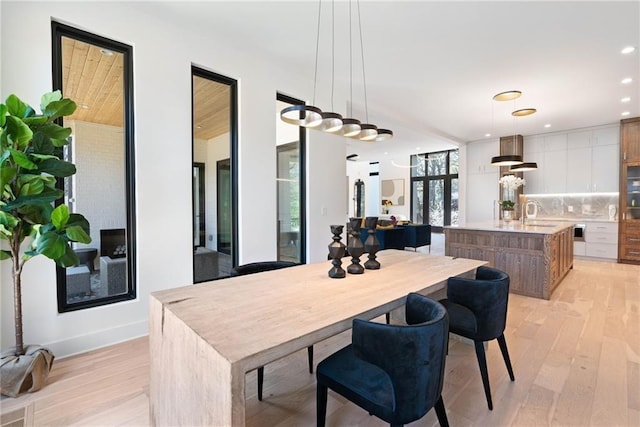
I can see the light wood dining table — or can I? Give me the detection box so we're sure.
[149,249,486,426]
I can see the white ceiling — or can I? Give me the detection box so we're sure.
[140,1,639,162]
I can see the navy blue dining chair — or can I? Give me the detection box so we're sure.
[439,265,515,410]
[316,292,450,427]
[230,260,312,401]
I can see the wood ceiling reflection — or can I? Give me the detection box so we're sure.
[62,37,124,127]
[193,76,230,141]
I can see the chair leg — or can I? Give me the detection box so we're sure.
[307,346,314,374]
[257,366,264,401]
[317,382,328,427]
[474,340,493,410]
[497,334,515,381]
[434,395,449,427]
[385,312,391,324]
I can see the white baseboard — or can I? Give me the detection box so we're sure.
[44,320,148,359]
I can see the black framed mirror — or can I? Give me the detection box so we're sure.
[52,22,136,312]
[192,66,238,282]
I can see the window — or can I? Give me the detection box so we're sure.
[410,149,459,232]
[52,22,136,311]
[276,94,306,263]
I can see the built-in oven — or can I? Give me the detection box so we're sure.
[574,223,586,242]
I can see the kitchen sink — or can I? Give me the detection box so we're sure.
[525,223,558,227]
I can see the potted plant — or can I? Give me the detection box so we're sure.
[499,200,515,222]
[0,91,91,397]
[498,175,525,222]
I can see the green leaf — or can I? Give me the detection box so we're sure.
[67,213,90,237]
[65,225,91,243]
[2,189,63,212]
[0,250,11,260]
[32,132,55,155]
[36,231,67,260]
[30,154,58,161]
[5,116,33,149]
[5,94,29,118]
[38,123,71,142]
[51,204,69,230]
[37,158,75,177]
[0,104,7,127]
[9,148,37,170]
[1,166,16,191]
[43,99,76,121]
[16,204,52,226]
[58,245,79,268]
[0,211,19,230]
[22,116,48,127]
[18,179,45,196]
[40,91,62,112]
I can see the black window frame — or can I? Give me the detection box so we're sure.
[410,149,459,233]
[275,93,307,264]
[52,21,137,312]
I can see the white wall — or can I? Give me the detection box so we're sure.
[71,121,127,255]
[0,1,346,357]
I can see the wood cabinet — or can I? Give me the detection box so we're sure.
[445,224,574,300]
[619,117,640,264]
[621,117,640,162]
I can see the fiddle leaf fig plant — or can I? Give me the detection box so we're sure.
[1,91,91,358]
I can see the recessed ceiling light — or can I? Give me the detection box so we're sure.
[622,77,633,84]
[544,124,551,128]
[100,48,114,56]
[621,46,636,54]
[622,111,631,116]
[384,152,388,155]
[621,97,631,103]
[416,147,420,150]
[485,133,491,137]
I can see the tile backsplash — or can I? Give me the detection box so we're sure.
[522,193,619,221]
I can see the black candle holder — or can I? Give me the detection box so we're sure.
[347,217,364,274]
[328,225,346,278]
[363,216,380,270]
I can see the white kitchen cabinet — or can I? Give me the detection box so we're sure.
[466,171,499,223]
[544,134,567,152]
[591,143,619,192]
[566,126,619,193]
[467,139,498,174]
[543,149,567,193]
[566,146,591,192]
[583,221,618,259]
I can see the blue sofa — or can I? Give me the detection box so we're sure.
[359,224,431,251]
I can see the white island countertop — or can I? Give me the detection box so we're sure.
[446,221,575,234]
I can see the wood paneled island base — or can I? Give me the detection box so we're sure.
[445,222,574,300]
[149,250,485,426]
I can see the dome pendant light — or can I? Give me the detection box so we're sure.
[342,118,362,137]
[491,155,523,166]
[318,111,344,132]
[280,105,323,128]
[509,162,538,172]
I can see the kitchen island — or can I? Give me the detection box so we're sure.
[444,221,574,299]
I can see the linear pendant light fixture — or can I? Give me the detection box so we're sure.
[279,0,392,142]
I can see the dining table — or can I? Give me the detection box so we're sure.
[149,249,486,426]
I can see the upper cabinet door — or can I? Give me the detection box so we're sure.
[621,118,640,162]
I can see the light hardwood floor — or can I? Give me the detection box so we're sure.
[1,257,638,426]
